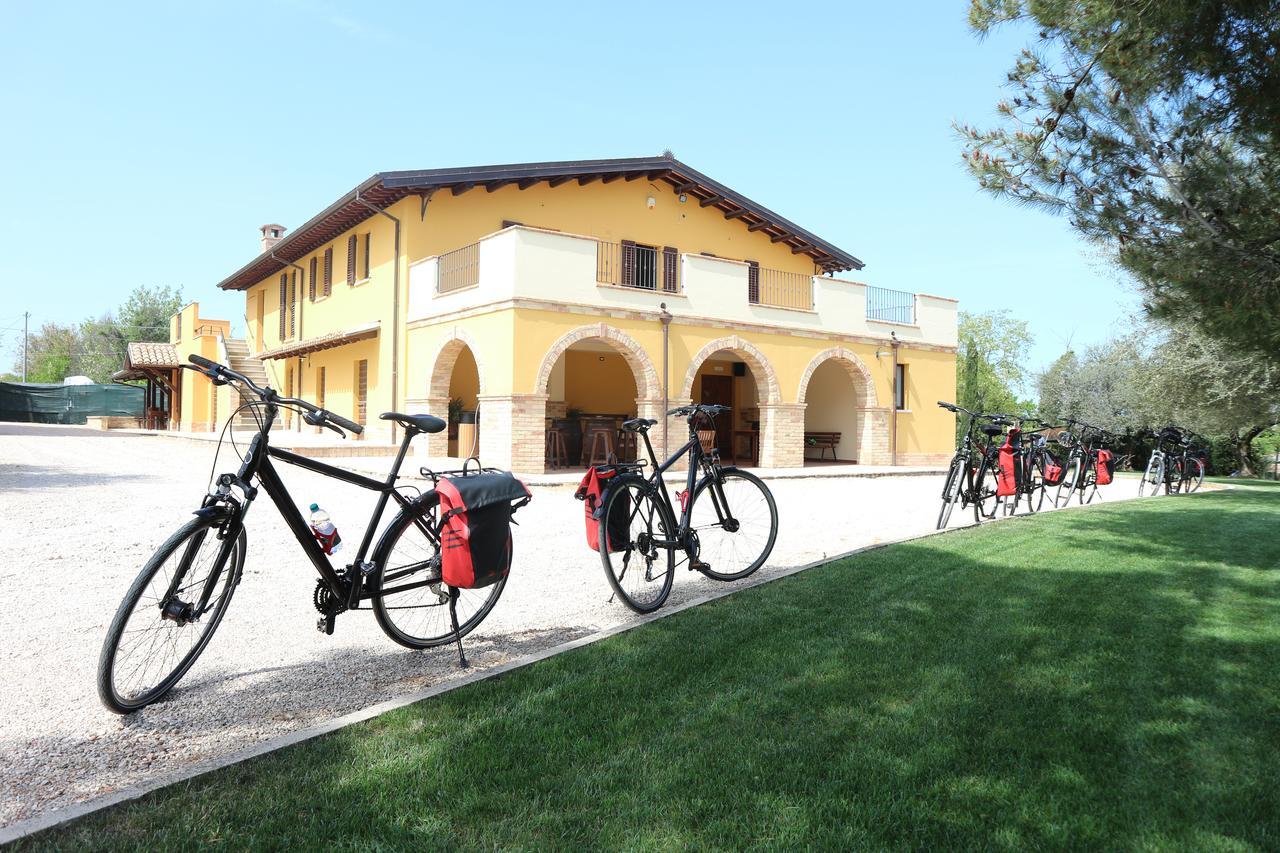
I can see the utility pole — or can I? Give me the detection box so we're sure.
[22,311,29,383]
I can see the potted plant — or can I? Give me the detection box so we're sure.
[447,397,463,440]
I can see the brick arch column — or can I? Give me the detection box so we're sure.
[420,327,487,458]
[796,346,889,465]
[679,335,796,468]
[535,322,662,400]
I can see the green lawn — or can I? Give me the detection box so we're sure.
[22,485,1280,851]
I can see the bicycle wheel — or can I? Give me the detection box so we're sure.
[97,516,245,714]
[972,458,1002,522]
[690,468,778,581]
[1140,456,1164,497]
[937,456,965,529]
[599,478,676,613]
[1079,468,1098,505]
[1053,455,1082,508]
[1186,458,1205,493]
[1024,454,1045,514]
[370,495,508,650]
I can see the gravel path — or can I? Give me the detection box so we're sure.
[0,424,1148,827]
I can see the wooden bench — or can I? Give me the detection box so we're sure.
[804,431,841,461]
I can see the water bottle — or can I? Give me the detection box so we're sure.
[309,503,342,555]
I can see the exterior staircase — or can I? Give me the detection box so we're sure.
[222,337,272,431]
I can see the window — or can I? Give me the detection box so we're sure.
[354,359,368,426]
[621,240,659,290]
[278,274,288,340]
[288,271,297,338]
[746,261,760,304]
[323,247,333,296]
[309,257,318,301]
[347,235,357,285]
[347,233,371,284]
[894,363,908,411]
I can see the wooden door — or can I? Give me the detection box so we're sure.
[699,374,734,457]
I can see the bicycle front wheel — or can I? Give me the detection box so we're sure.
[690,468,778,581]
[97,515,245,714]
[599,478,677,613]
[1053,455,1082,508]
[1186,458,1205,493]
[973,458,1002,522]
[370,495,508,650]
[937,456,965,529]
[1140,456,1164,497]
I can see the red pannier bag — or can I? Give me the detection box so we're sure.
[1095,449,1114,486]
[436,471,531,589]
[574,466,630,552]
[1042,453,1065,486]
[996,430,1019,497]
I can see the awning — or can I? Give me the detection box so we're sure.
[258,322,380,360]
[113,342,181,381]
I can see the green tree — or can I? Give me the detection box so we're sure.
[959,0,1280,356]
[956,310,1033,421]
[118,285,183,343]
[77,313,127,383]
[21,323,79,383]
[1138,320,1280,475]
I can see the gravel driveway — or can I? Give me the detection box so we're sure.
[0,424,1147,827]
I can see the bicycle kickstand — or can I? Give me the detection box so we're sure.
[447,586,469,668]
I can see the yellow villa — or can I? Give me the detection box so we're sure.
[180,156,956,472]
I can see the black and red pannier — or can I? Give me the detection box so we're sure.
[996,428,1020,497]
[1095,449,1115,486]
[1042,453,1065,486]
[574,466,631,552]
[436,471,531,589]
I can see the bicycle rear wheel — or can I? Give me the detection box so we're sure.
[97,515,245,714]
[937,456,965,529]
[599,478,676,613]
[1025,454,1045,513]
[972,458,1002,522]
[690,468,778,581]
[1140,456,1164,497]
[370,495,508,650]
[1186,458,1205,493]
[1053,455,1082,508]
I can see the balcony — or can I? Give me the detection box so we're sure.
[407,226,956,347]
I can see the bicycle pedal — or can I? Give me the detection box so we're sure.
[316,614,336,635]
[689,560,710,573]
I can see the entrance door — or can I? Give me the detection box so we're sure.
[699,374,734,458]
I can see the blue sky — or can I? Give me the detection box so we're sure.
[0,0,1138,377]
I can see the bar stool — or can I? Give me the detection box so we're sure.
[582,422,616,466]
[546,425,568,469]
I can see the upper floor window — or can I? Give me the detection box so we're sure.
[323,247,334,295]
[348,233,371,285]
[614,240,679,292]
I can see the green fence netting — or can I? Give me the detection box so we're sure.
[0,382,145,425]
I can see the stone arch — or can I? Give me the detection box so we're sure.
[535,322,662,401]
[679,334,781,405]
[427,326,487,400]
[796,346,878,408]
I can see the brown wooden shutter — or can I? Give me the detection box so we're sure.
[662,246,679,292]
[747,261,760,304]
[278,274,287,339]
[289,271,297,337]
[362,233,371,280]
[620,240,635,287]
[309,257,317,301]
[324,247,333,296]
[347,235,357,285]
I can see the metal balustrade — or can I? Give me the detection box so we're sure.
[865,285,916,324]
[437,242,480,293]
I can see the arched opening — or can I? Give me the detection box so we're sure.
[797,349,878,467]
[444,345,480,457]
[686,349,772,466]
[424,333,486,460]
[535,324,660,471]
[546,341,641,468]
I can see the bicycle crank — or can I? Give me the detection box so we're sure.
[313,579,348,635]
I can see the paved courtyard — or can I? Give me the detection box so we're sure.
[0,423,1146,827]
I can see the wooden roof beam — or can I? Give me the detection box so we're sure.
[747,220,771,232]
[724,208,746,220]
[791,243,813,254]
[625,172,646,181]
[517,177,540,189]
[699,194,723,208]
[485,180,513,193]
[577,174,601,186]
[673,180,699,193]
[548,175,575,187]
[451,182,476,196]
[601,173,624,183]
[770,232,792,243]
[646,170,669,181]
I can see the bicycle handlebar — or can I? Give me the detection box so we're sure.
[185,355,364,435]
[667,403,730,419]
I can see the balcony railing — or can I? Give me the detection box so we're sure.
[750,267,813,310]
[596,241,680,293]
[437,242,480,293]
[866,285,916,324]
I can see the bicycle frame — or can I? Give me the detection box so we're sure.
[188,402,431,616]
[633,416,735,551]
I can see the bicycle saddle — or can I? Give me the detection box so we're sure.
[621,417,657,432]
[980,424,1004,437]
[380,412,447,434]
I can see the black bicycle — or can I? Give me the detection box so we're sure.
[594,404,779,613]
[1051,418,1115,507]
[937,401,1013,528]
[98,354,519,714]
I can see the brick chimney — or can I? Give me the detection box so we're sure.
[259,223,287,253]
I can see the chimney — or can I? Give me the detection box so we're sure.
[259,223,287,253]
